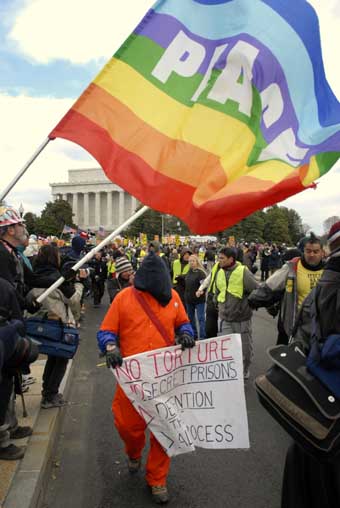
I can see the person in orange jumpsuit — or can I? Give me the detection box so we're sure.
[97,252,195,505]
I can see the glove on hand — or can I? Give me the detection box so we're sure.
[61,267,77,282]
[247,298,259,310]
[25,294,42,314]
[106,345,123,368]
[266,303,280,318]
[177,333,195,351]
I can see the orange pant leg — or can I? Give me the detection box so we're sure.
[112,386,146,460]
[112,386,171,486]
[145,433,171,487]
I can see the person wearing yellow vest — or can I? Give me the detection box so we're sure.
[248,232,325,346]
[215,247,259,379]
[172,248,191,305]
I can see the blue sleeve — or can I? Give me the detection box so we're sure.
[97,330,118,353]
[176,323,194,337]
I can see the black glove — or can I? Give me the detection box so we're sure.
[266,303,280,318]
[106,345,123,368]
[247,298,259,310]
[25,293,42,314]
[177,333,195,351]
[61,267,77,282]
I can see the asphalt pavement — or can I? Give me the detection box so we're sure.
[42,297,290,508]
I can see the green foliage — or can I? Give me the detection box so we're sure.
[263,206,290,244]
[221,205,303,245]
[23,212,39,235]
[36,200,75,236]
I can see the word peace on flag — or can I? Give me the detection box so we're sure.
[112,335,250,457]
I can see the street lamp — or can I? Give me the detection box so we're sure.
[19,203,24,218]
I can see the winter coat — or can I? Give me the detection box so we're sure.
[268,249,282,270]
[249,258,324,338]
[216,264,259,322]
[90,259,107,282]
[184,269,206,305]
[27,264,82,326]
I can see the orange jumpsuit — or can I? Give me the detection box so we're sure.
[100,287,190,486]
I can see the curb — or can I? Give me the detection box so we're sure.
[3,360,74,508]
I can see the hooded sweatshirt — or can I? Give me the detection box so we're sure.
[134,252,172,307]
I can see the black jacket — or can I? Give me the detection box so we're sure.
[0,240,33,308]
[293,255,340,353]
[29,264,75,299]
[90,259,107,281]
[184,269,206,305]
[314,255,340,339]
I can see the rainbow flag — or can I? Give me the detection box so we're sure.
[50,0,340,234]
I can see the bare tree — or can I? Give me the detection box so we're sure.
[323,216,340,233]
[302,223,311,235]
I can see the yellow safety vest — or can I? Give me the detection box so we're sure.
[208,262,220,294]
[215,263,245,302]
[172,259,189,284]
[107,260,116,275]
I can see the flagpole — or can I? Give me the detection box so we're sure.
[0,138,51,203]
[36,205,149,304]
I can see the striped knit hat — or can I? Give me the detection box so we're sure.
[328,221,340,249]
[115,257,133,275]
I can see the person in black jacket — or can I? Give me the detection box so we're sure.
[28,245,79,409]
[0,207,40,449]
[90,252,107,307]
[184,255,207,339]
[0,277,39,460]
[280,222,340,508]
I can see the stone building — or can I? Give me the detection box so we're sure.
[50,168,138,231]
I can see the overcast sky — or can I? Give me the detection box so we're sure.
[0,0,340,234]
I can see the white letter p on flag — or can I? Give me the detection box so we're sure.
[152,31,206,84]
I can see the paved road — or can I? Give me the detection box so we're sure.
[43,297,290,508]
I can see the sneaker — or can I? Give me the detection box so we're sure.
[151,485,169,505]
[127,457,141,473]
[9,426,33,439]
[22,374,36,386]
[0,444,25,460]
[41,395,68,409]
[21,385,30,393]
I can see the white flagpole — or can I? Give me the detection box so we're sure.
[0,138,51,203]
[36,205,149,303]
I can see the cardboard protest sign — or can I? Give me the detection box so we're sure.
[112,335,249,457]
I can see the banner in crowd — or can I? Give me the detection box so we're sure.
[50,0,340,234]
[62,225,77,235]
[112,335,249,457]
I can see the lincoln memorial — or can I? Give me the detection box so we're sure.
[50,168,138,231]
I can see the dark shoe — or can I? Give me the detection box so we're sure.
[151,485,169,504]
[0,444,25,460]
[127,457,141,473]
[41,395,67,409]
[9,426,33,439]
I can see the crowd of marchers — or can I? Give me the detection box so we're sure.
[1,203,339,507]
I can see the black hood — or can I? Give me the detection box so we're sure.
[134,252,172,306]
